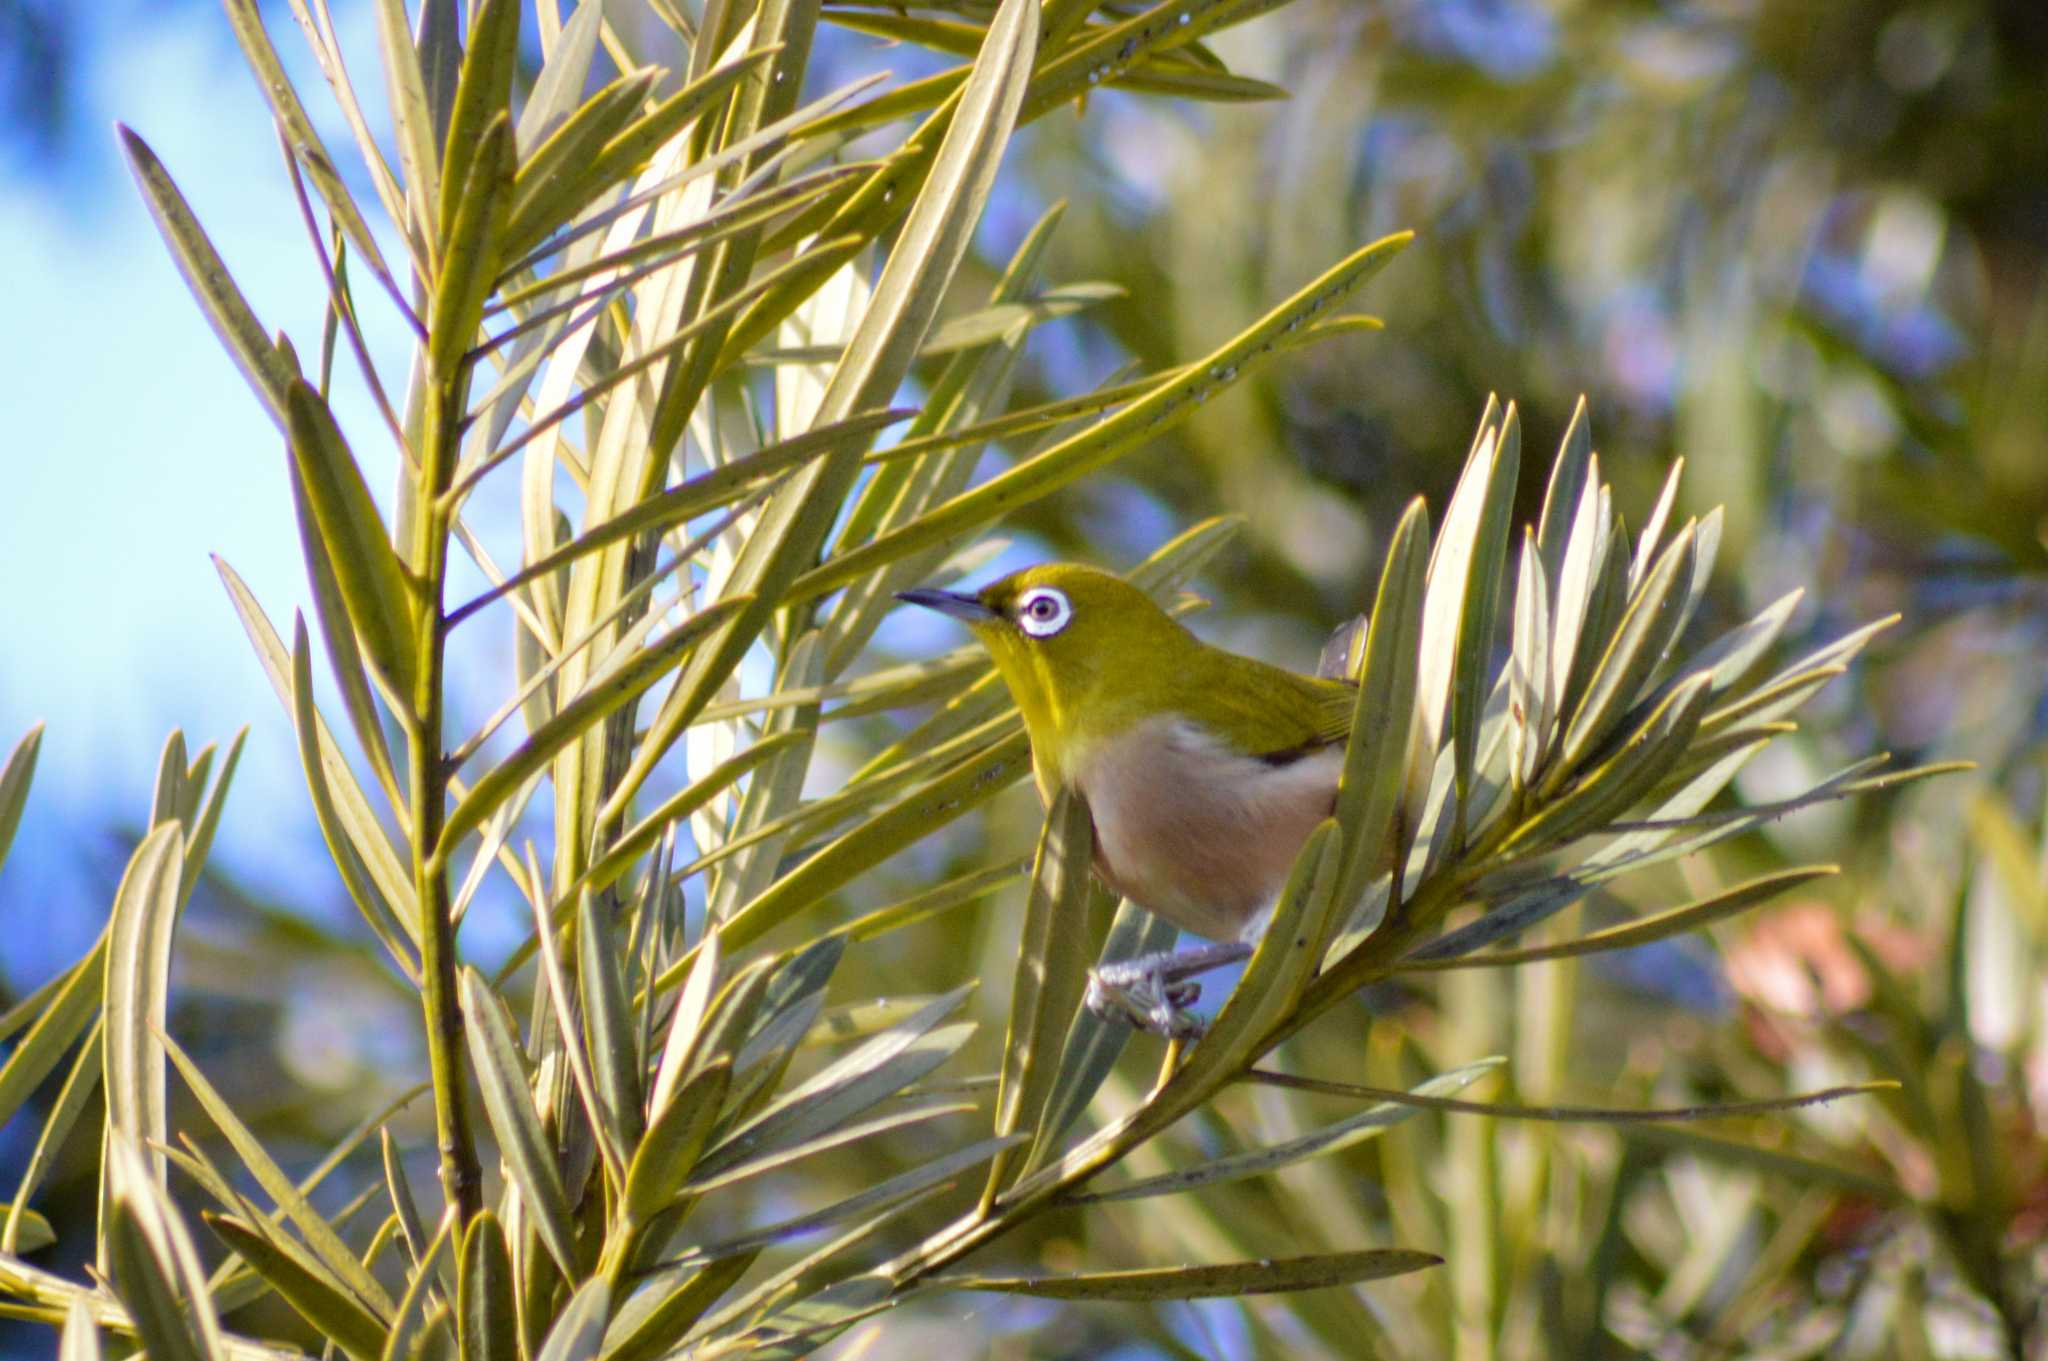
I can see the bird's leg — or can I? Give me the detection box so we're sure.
[1086,941,1255,1038]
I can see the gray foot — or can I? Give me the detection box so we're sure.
[1084,941,1254,1038]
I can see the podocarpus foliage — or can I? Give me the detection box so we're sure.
[0,1,1953,1356]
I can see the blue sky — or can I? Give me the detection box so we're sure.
[1,9,380,980]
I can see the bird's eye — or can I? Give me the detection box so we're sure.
[1015,586,1072,638]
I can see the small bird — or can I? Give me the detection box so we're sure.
[897,564,1356,1036]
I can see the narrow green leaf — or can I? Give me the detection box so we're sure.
[578,46,785,214]
[429,113,515,379]
[1623,1125,1907,1201]
[291,617,422,975]
[450,409,913,619]
[792,233,1411,603]
[221,0,398,295]
[716,730,1031,952]
[535,1277,609,1361]
[599,1250,757,1361]
[441,594,752,851]
[0,1204,55,1254]
[1630,457,1686,594]
[3,1022,100,1253]
[1414,413,1498,816]
[116,126,294,428]
[696,989,974,1178]
[203,1214,387,1361]
[514,0,602,153]
[625,1059,731,1224]
[1546,463,1610,724]
[218,557,418,939]
[0,723,44,878]
[649,925,724,1119]
[525,854,624,1187]
[1244,1072,1898,1126]
[435,0,521,245]
[668,1134,1022,1270]
[707,631,825,925]
[161,1028,396,1319]
[684,1100,975,1199]
[1400,866,1837,971]
[1535,395,1591,582]
[1555,522,1699,773]
[1448,405,1520,828]
[988,788,1105,1196]
[458,968,579,1277]
[59,1297,100,1361]
[578,895,642,1150]
[1509,530,1552,790]
[1331,498,1429,921]
[1109,64,1289,103]
[1072,1060,1506,1204]
[0,937,104,1136]
[104,1137,226,1361]
[379,1211,455,1361]
[1025,898,1177,1173]
[1511,672,1713,857]
[1170,822,1342,1097]
[457,1211,516,1361]
[944,1249,1443,1300]
[289,453,402,811]
[103,822,185,1190]
[148,731,187,831]
[822,861,1021,948]
[582,732,809,905]
[373,0,442,252]
[286,381,418,699]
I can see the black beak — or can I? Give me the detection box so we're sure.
[895,588,998,623]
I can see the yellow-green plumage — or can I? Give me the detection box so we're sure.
[900,563,1355,946]
[960,565,1352,790]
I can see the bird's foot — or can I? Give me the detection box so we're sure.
[1084,941,1254,1039]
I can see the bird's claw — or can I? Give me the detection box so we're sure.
[1086,964,1208,1039]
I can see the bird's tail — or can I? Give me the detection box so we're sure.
[1317,613,1368,681]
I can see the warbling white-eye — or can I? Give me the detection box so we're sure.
[898,564,1356,1037]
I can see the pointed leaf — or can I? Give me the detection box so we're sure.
[0,723,43,877]
[1073,1059,1504,1204]
[117,126,293,428]
[286,381,418,698]
[457,1211,516,1361]
[1400,866,1837,971]
[1025,899,1177,1172]
[105,1137,226,1361]
[429,113,515,378]
[162,1029,395,1319]
[600,1251,756,1361]
[202,1214,387,1361]
[944,1249,1442,1300]
[534,1278,609,1361]
[458,969,579,1277]
[1332,498,1429,918]
[989,789,1106,1194]
[104,823,185,1190]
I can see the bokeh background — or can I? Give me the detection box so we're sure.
[3,0,2046,1356]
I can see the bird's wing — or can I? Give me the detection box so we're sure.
[1183,652,1355,762]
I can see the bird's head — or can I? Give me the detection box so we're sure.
[897,563,1192,779]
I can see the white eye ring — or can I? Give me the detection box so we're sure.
[1015,586,1073,638]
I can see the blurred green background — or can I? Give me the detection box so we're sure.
[2,0,2044,1356]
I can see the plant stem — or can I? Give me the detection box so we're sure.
[413,372,484,1227]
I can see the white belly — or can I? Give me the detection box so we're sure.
[1074,717,1343,942]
